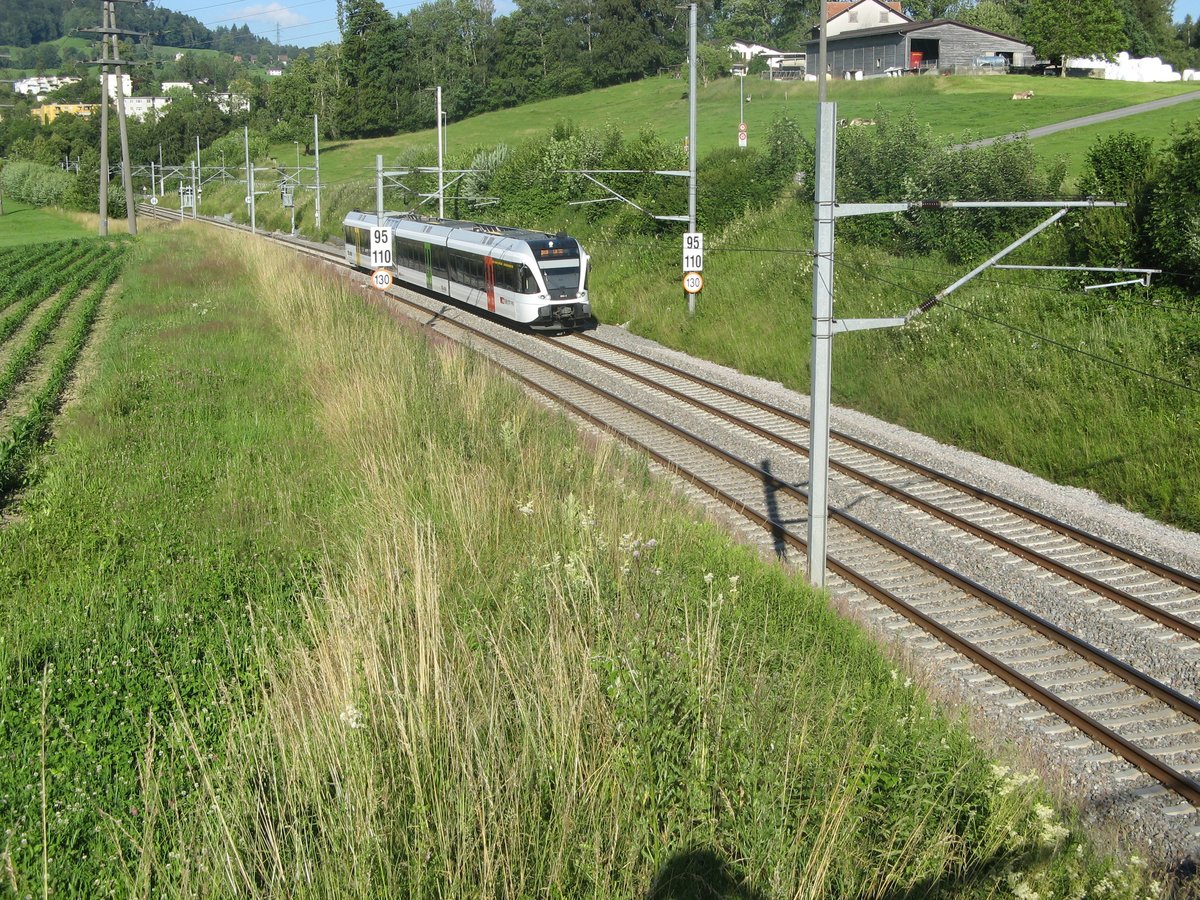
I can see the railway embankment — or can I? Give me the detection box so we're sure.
[0,225,1183,895]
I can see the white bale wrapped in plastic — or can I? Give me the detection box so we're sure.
[1065,52,1183,82]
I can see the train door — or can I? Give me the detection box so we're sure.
[484,256,496,312]
[424,243,433,289]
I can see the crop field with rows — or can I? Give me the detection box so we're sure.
[0,238,129,503]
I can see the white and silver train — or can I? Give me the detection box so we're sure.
[343,210,593,331]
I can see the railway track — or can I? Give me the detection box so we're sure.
[141,205,1200,858]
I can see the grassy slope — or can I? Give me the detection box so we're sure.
[0,200,91,246]
[0,226,1160,896]
[216,73,1200,532]
[0,224,351,894]
[1032,100,1200,182]
[295,73,1200,185]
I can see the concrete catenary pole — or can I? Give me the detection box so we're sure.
[313,114,322,231]
[376,154,384,225]
[109,3,136,236]
[245,126,256,235]
[436,87,444,218]
[98,7,110,236]
[807,0,835,587]
[686,1,697,316]
[194,135,200,219]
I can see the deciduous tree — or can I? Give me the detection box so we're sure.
[1023,0,1124,73]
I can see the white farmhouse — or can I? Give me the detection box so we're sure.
[825,0,911,36]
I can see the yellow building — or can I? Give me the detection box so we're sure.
[31,103,99,124]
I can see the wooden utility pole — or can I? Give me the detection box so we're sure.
[81,0,144,236]
[2,55,15,216]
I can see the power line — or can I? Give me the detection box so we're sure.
[939,299,1200,397]
[851,265,1200,397]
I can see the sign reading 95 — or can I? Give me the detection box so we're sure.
[682,232,703,272]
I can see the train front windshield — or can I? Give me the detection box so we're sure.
[540,261,581,298]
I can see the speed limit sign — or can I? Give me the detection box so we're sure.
[370,269,393,290]
[683,271,704,294]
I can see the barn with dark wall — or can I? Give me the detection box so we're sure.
[804,20,1034,78]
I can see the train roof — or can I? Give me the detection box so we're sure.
[344,209,567,243]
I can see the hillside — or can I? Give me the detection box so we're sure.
[301,72,1200,183]
[0,0,300,68]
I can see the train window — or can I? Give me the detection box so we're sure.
[519,266,538,294]
[541,264,579,295]
[401,238,423,269]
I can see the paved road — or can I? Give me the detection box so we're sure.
[954,89,1200,150]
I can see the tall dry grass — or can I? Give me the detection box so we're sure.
[116,233,1114,897]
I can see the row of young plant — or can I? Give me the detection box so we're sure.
[0,243,129,496]
[0,244,40,284]
[0,240,98,315]
[0,245,121,415]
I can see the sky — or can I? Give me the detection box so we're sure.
[160,0,515,48]
[159,0,1200,50]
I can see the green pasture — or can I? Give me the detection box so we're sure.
[292,73,1200,186]
[0,199,90,246]
[1032,100,1200,183]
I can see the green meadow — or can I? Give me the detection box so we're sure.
[0,199,91,246]
[283,73,1200,187]
[0,224,1170,896]
[1031,99,1200,182]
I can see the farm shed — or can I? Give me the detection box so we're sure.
[804,19,1033,79]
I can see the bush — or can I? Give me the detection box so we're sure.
[836,110,1065,263]
[0,159,73,207]
[1146,121,1200,289]
[1066,132,1156,268]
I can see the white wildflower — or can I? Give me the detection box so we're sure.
[579,506,596,531]
[518,499,534,516]
[703,572,714,585]
[339,703,365,730]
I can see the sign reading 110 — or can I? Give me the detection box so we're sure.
[682,232,703,272]
[370,227,393,267]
